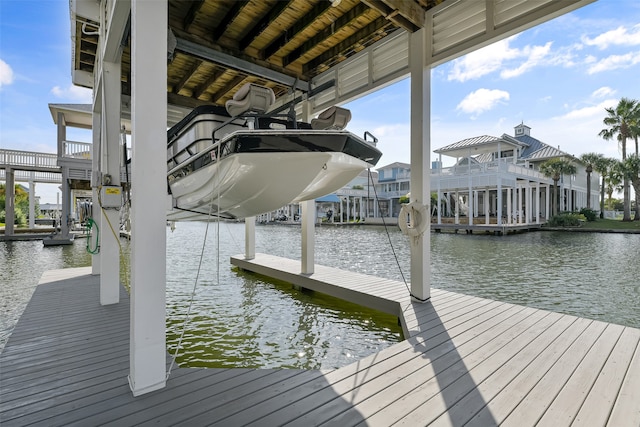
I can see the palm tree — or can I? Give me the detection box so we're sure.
[619,154,640,221]
[605,162,624,209]
[631,101,640,155]
[579,152,603,210]
[599,97,638,221]
[593,157,618,218]
[540,158,577,216]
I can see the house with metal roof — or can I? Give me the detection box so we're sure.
[431,123,600,227]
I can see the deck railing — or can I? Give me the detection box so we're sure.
[0,149,58,170]
[63,141,92,160]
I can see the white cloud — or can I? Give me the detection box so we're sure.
[500,42,553,79]
[0,59,14,88]
[51,84,92,102]
[456,89,510,118]
[448,38,520,82]
[448,37,557,82]
[591,86,616,99]
[553,99,618,121]
[582,24,640,50]
[586,51,640,74]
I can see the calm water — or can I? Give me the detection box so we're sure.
[1,224,639,370]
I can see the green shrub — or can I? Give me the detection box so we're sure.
[579,208,597,221]
[547,213,586,227]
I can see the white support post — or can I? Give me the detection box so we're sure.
[245,216,255,260]
[536,182,541,224]
[61,167,71,237]
[100,59,122,306]
[506,187,511,225]
[497,179,502,226]
[518,185,523,224]
[408,26,430,302]
[91,111,102,275]
[484,189,490,225]
[300,99,315,274]
[28,180,35,229]
[545,185,550,220]
[129,0,167,396]
[437,161,442,224]
[5,168,15,236]
[301,200,315,274]
[454,191,459,224]
[468,155,473,225]
[524,184,530,224]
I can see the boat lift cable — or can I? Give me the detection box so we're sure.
[167,145,222,379]
[367,169,427,302]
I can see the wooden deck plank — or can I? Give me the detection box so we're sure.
[533,323,626,426]
[573,327,640,426]
[364,311,563,426]
[466,318,606,426]
[607,330,640,427]
[430,316,592,426]
[19,369,242,426]
[172,370,325,426]
[84,370,309,427]
[278,304,534,427]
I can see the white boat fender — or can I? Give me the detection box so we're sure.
[398,202,429,237]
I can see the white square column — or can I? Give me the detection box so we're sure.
[245,216,255,260]
[128,0,167,396]
[408,27,431,302]
[300,100,315,275]
[99,60,122,306]
[91,111,102,275]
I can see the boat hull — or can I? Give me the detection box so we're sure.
[168,152,333,220]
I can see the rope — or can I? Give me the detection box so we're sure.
[368,170,429,303]
[167,144,221,379]
[85,218,100,254]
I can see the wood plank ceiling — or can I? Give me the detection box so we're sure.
[74,0,442,110]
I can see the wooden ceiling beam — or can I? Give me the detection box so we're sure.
[167,92,213,110]
[259,1,332,60]
[183,0,205,32]
[193,67,226,99]
[303,16,394,73]
[283,2,370,67]
[172,59,203,94]
[210,74,247,104]
[360,0,422,32]
[238,0,291,51]
[211,0,250,41]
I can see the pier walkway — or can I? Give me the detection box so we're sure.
[1,262,638,426]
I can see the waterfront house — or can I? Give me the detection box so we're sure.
[432,123,600,226]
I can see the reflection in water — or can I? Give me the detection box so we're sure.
[2,222,638,369]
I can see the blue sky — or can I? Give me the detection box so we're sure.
[2,0,640,203]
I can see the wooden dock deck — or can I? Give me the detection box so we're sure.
[1,260,638,426]
[431,222,543,235]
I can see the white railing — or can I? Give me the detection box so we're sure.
[63,140,92,160]
[0,168,61,183]
[0,149,58,170]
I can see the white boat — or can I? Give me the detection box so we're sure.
[166,84,381,220]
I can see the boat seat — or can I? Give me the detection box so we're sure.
[310,106,352,130]
[225,83,276,117]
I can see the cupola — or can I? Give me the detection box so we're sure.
[514,123,531,137]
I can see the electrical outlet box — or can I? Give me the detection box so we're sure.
[100,186,122,208]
